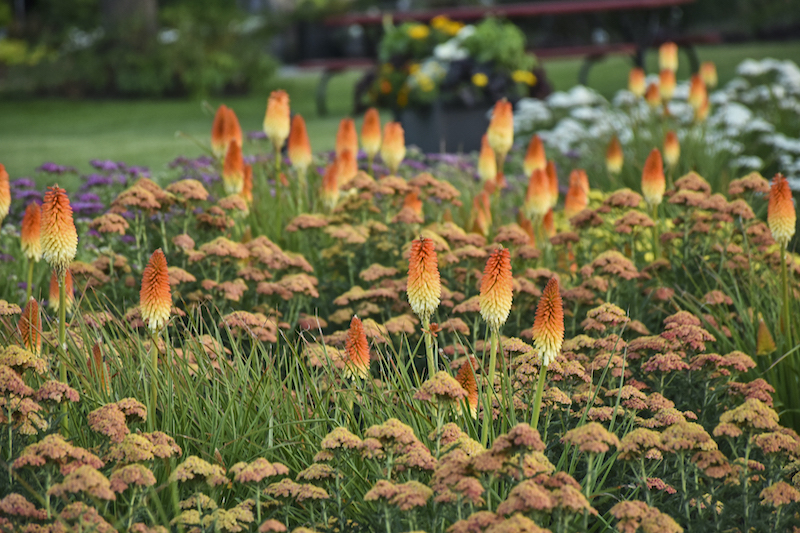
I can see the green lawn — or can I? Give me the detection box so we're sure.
[1,41,799,182]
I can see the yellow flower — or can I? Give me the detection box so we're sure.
[472,72,488,87]
[407,24,430,40]
[408,63,420,74]
[512,70,537,86]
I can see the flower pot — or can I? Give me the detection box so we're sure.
[399,100,489,154]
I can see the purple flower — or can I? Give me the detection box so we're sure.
[120,235,136,245]
[87,229,101,238]
[15,190,43,202]
[18,282,27,290]
[243,155,258,165]
[82,174,115,188]
[90,159,119,172]
[76,192,102,203]
[72,202,105,216]
[0,254,14,262]
[126,166,150,177]
[405,160,427,171]
[38,162,76,174]
[10,178,36,189]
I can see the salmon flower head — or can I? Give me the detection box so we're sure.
[606,136,624,174]
[642,148,666,207]
[695,96,710,123]
[524,134,546,177]
[570,168,590,195]
[211,105,242,159]
[320,160,340,211]
[41,185,78,275]
[564,170,589,218]
[659,69,676,101]
[663,131,680,168]
[471,190,492,237]
[263,90,291,149]
[288,114,312,175]
[480,247,513,331]
[477,135,497,184]
[222,141,245,195]
[525,168,551,219]
[49,270,74,314]
[18,297,42,356]
[487,98,513,160]
[532,277,564,367]
[344,315,371,380]
[628,67,646,97]
[455,358,478,418]
[700,61,718,88]
[361,108,382,160]
[336,118,358,159]
[407,236,441,322]
[768,174,796,248]
[645,83,661,109]
[140,248,172,332]
[0,163,9,225]
[381,122,406,175]
[658,42,678,72]
[688,75,707,111]
[404,189,423,217]
[336,149,358,186]
[546,160,559,208]
[21,202,42,262]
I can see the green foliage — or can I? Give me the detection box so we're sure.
[461,17,535,73]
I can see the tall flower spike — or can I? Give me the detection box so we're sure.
[688,75,707,111]
[606,136,624,174]
[523,134,546,178]
[695,96,710,123]
[241,165,253,206]
[564,171,589,218]
[455,359,478,418]
[21,202,42,262]
[18,298,42,356]
[361,108,382,164]
[487,98,513,162]
[663,131,680,168]
[288,114,312,177]
[263,90,291,150]
[477,135,497,185]
[49,270,74,314]
[407,236,441,322]
[0,164,9,225]
[532,277,564,367]
[642,148,666,207]
[479,247,513,332]
[320,161,340,212]
[546,160,559,209]
[700,61,718,88]
[628,67,646,97]
[659,69,676,102]
[524,169,551,219]
[336,118,358,159]
[140,249,172,332]
[471,190,492,237]
[381,122,406,175]
[570,168,590,195]
[768,174,796,248]
[344,316,371,380]
[211,105,231,158]
[645,83,661,109]
[336,149,358,186]
[222,141,245,195]
[41,185,78,276]
[658,42,678,72]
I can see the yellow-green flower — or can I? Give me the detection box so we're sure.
[512,70,537,86]
[472,72,488,87]
[408,24,430,40]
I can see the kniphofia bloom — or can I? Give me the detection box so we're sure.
[336,118,358,159]
[477,135,497,185]
[663,131,680,168]
[688,75,707,111]
[263,90,291,150]
[407,236,441,322]
[320,161,340,211]
[222,141,245,195]
[288,114,313,177]
[21,202,42,262]
[546,160,559,209]
[532,277,564,366]
[18,297,42,356]
[211,105,242,159]
[41,185,78,275]
[645,83,661,109]
[642,148,666,207]
[606,136,624,174]
[700,61,718,88]
[0,164,9,225]
[361,108,382,163]
[487,98,513,161]
[659,69,676,101]
[455,359,478,418]
[525,169,551,219]
[140,249,172,332]
[628,67,646,97]
[344,316,371,379]
[471,190,492,237]
[49,270,74,314]
[768,174,796,248]
[336,149,358,186]
[381,122,406,175]
[479,247,513,331]
[524,134,547,178]
[658,42,678,72]
[564,170,589,218]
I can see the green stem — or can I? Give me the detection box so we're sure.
[531,363,548,430]
[26,260,33,301]
[149,329,159,431]
[422,317,435,377]
[487,328,499,393]
[58,270,68,429]
[651,203,661,260]
[780,246,792,346]
[273,140,282,174]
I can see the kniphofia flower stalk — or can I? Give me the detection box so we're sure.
[487,98,513,169]
[361,108,382,174]
[336,118,358,159]
[471,190,492,237]
[628,67,646,97]
[524,168,551,246]
[336,149,358,187]
[546,160,559,209]
[477,135,497,186]
[523,134,546,178]
[645,83,661,109]
[0,164,9,226]
[663,131,680,169]
[288,114,312,194]
[768,174,796,343]
[263,90,291,172]
[381,122,406,175]
[141,248,171,420]
[531,277,564,429]
[658,42,678,72]
[407,236,441,375]
[564,170,589,219]
[688,75,707,111]
[606,136,624,174]
[222,141,245,195]
[479,247,513,388]
[700,61,718,88]
[344,315,371,380]
[642,148,666,258]
[49,269,74,314]
[211,105,242,159]
[21,202,42,300]
[659,69,676,102]
[455,359,478,418]
[320,161,340,212]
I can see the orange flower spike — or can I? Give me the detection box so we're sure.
[642,148,666,207]
[663,131,680,168]
[628,67,646,97]
[768,174,796,248]
[381,122,406,175]
[18,297,42,356]
[344,315,371,380]
[263,89,291,150]
[570,168,590,195]
[41,185,78,275]
[241,165,253,206]
[543,208,556,238]
[564,171,589,218]
[404,189,423,217]
[659,69,676,101]
[0,163,9,225]
[523,134,546,177]
[471,190,492,237]
[288,114,313,176]
[546,160,559,208]
[407,236,441,322]
[700,61,718,88]
[487,98,514,162]
[361,108,382,163]
[336,149,358,186]
[49,270,74,314]
[455,359,478,418]
[645,83,661,109]
[222,141,245,195]
[477,135,497,185]
[140,249,172,332]
[695,96,710,123]
[336,118,358,159]
[525,168,551,219]
[606,136,624,174]
[21,202,42,262]
[211,105,231,158]
[320,161,340,211]
[532,277,564,366]
[479,247,513,331]
[688,75,707,111]
[658,41,678,72]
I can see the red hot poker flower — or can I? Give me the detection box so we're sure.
[140,249,171,332]
[344,316,371,380]
[768,174,796,248]
[41,185,78,275]
[479,247,513,331]
[532,277,564,367]
[21,202,42,262]
[407,236,441,322]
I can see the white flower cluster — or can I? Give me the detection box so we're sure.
[433,25,475,62]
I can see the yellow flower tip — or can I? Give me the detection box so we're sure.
[222,141,245,195]
[523,134,546,177]
[49,270,75,314]
[658,41,678,72]
[546,160,559,208]
[768,173,796,248]
[0,163,9,224]
[263,89,291,149]
[477,134,497,184]
[663,131,680,168]
[336,118,358,159]
[645,82,661,109]
[288,114,312,174]
[642,148,666,207]
[479,247,513,331]
[407,236,441,321]
[361,108,382,159]
[659,69,676,101]
[532,277,564,367]
[381,122,406,175]
[524,168,551,219]
[628,67,646,97]
[21,202,42,262]
[18,297,42,356]
[606,136,624,174]
[487,98,513,159]
[140,248,172,332]
[700,61,718,88]
[41,185,78,275]
[344,315,371,380]
[688,74,707,111]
